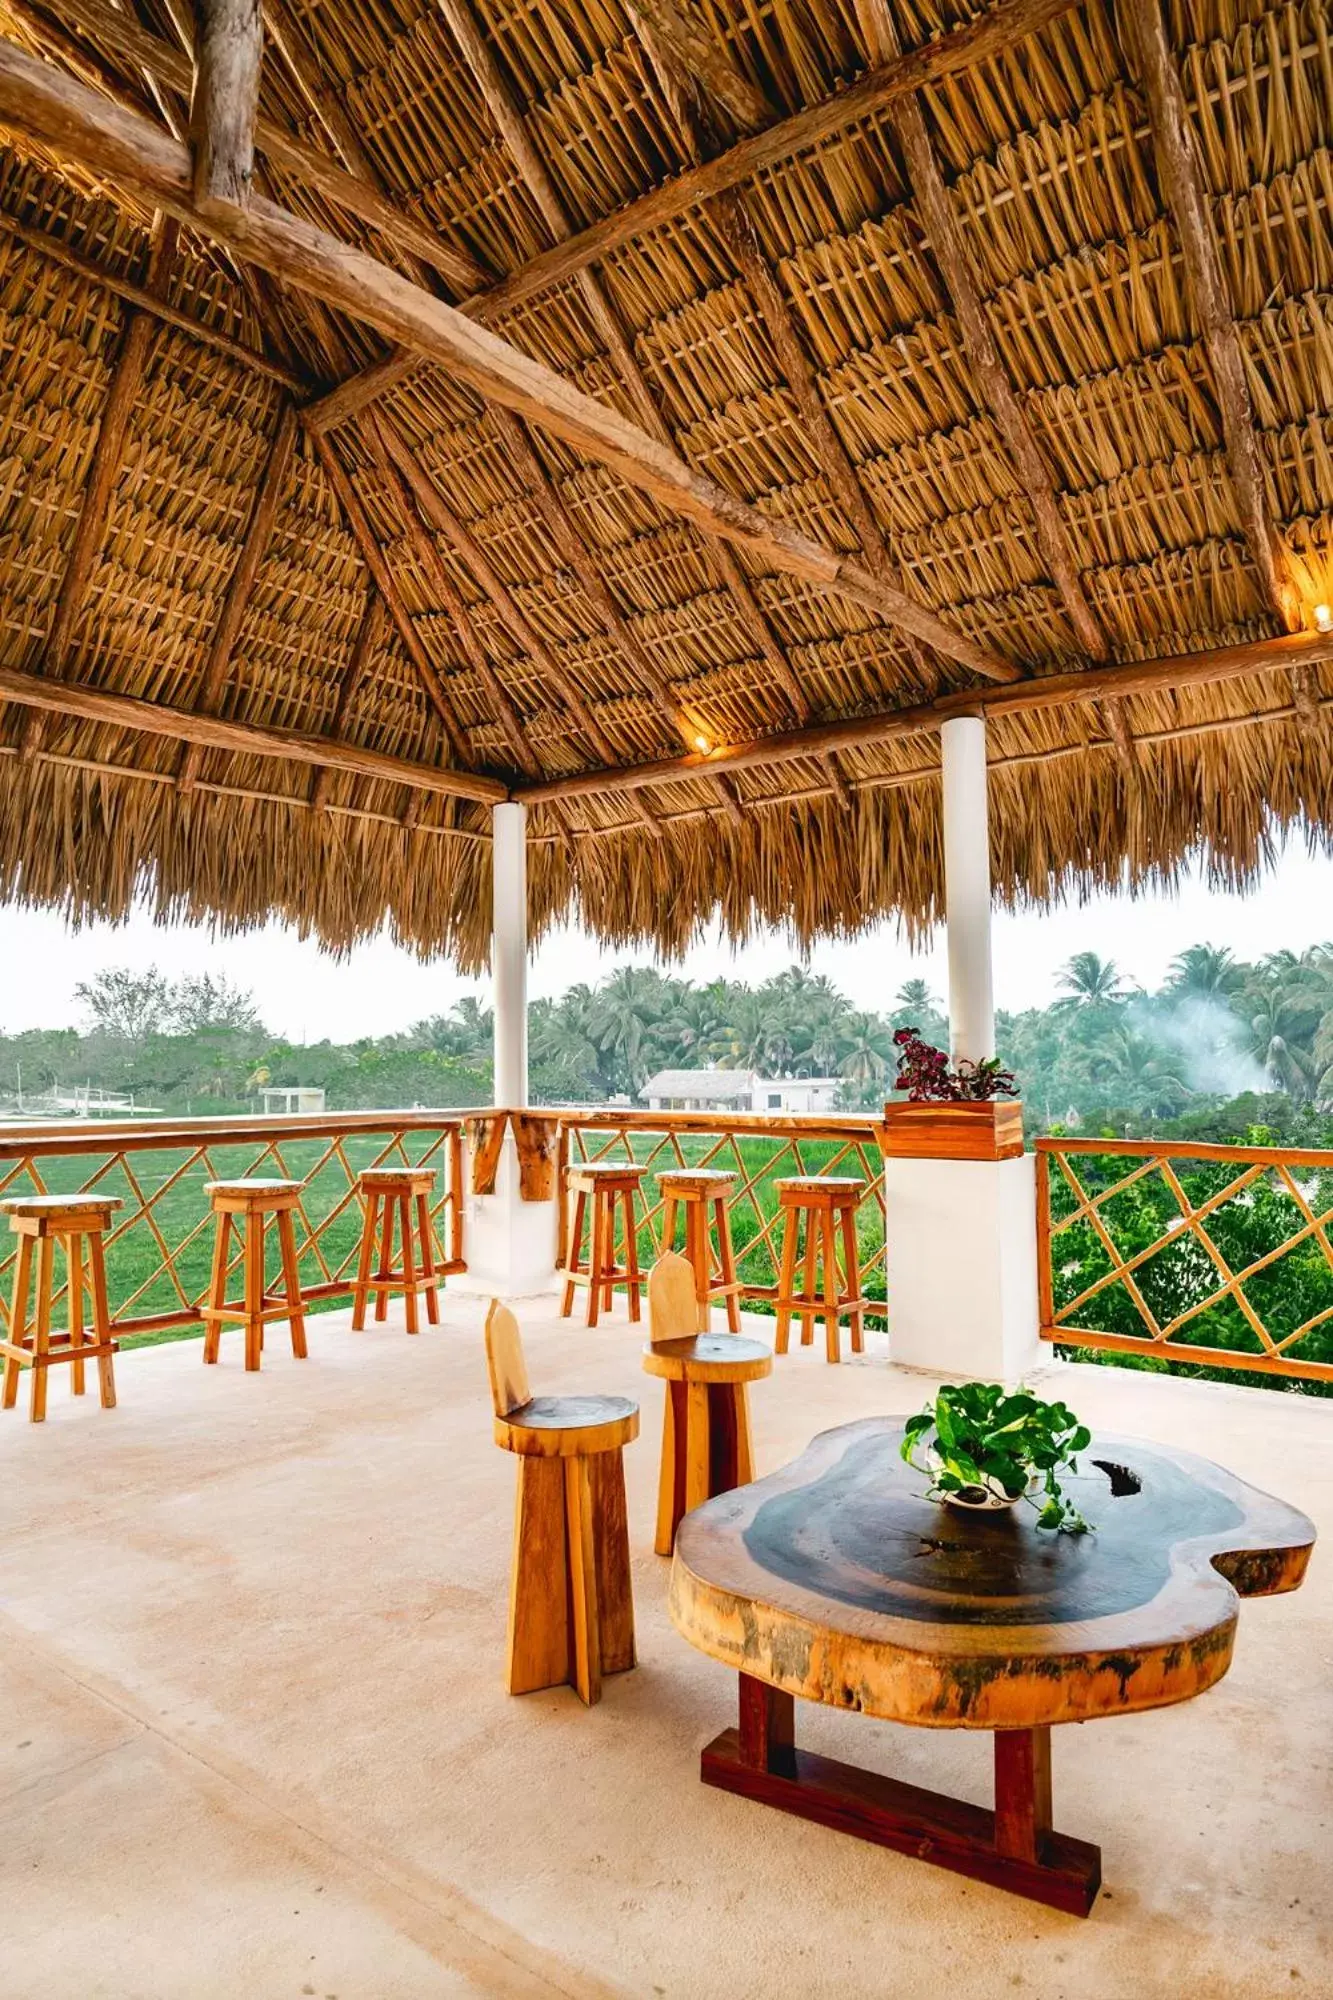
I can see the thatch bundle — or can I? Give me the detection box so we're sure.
[0,0,1329,969]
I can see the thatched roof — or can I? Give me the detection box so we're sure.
[0,0,1330,970]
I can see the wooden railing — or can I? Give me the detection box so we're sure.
[1037,1137,1333,1384]
[0,1112,467,1344]
[553,1110,888,1316]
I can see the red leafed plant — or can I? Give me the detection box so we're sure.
[891,1027,1019,1104]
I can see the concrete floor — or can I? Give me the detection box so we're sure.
[0,1294,1330,2000]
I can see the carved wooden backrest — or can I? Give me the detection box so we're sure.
[648,1252,698,1345]
[484,1299,530,1415]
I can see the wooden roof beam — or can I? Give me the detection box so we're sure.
[0,38,1016,683]
[177,401,298,791]
[310,589,387,809]
[848,0,1108,661]
[0,656,505,801]
[308,429,473,767]
[1121,0,1302,633]
[34,0,488,293]
[190,0,260,213]
[513,631,1333,804]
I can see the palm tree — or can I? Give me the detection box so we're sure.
[1055,952,1130,1007]
[1087,1021,1193,1117]
[894,978,939,1016]
[1166,944,1241,999]
[586,967,668,1091]
[838,1012,893,1087]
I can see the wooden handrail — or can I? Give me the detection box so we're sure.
[1034,1135,1333,1169]
[0,1108,475,1160]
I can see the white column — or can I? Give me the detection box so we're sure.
[456,802,557,1299]
[492,800,528,1107]
[940,714,995,1064]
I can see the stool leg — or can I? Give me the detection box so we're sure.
[243,1210,264,1372]
[590,1449,635,1674]
[774,1208,798,1356]
[734,1382,755,1485]
[840,1202,865,1353]
[88,1234,116,1410]
[622,1186,642,1324]
[684,1380,711,1515]
[67,1231,86,1397]
[374,1192,394,1324]
[4,1233,32,1409]
[564,1456,603,1705]
[507,1455,570,1696]
[30,1233,54,1422]
[707,1380,740,1494]
[821,1206,842,1364]
[586,1190,606,1328]
[685,1199,706,1331]
[400,1192,420,1334]
[561,1190,586,1319]
[714,1196,741,1334]
[417,1191,440,1324]
[655,1381,680,1557]
[800,1210,819,1346]
[203,1212,230,1364]
[661,1191,678,1257]
[351,1191,377,1331]
[278,1209,307,1359]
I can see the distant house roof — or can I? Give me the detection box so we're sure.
[642,1070,756,1101]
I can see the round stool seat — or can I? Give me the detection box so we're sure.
[494,1393,640,1458]
[658,1169,737,1189]
[642,1332,772,1384]
[569,1162,646,1182]
[205,1178,304,1196]
[1,1195,122,1221]
[357,1166,436,1186]
[775,1176,865,1196]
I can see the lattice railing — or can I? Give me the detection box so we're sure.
[1037,1137,1333,1384]
[558,1111,887,1318]
[0,1113,466,1345]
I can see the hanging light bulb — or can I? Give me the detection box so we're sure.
[693,732,711,753]
[1314,604,1333,634]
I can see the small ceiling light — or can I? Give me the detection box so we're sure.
[693,732,711,753]
[1315,604,1333,634]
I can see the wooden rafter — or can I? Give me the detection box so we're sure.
[310,589,386,809]
[0,657,504,800]
[0,37,1017,685]
[190,0,261,213]
[845,0,1108,662]
[1121,0,1301,633]
[37,0,487,292]
[514,631,1333,805]
[307,429,472,766]
[177,401,298,791]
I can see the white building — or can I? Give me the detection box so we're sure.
[260,1086,327,1115]
[641,1068,843,1114]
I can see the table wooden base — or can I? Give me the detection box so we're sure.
[700,1675,1101,1917]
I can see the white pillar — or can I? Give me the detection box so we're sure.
[455,802,557,1299]
[492,800,528,1107]
[940,714,995,1064]
[884,714,1042,1383]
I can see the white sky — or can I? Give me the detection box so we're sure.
[1,836,1330,1042]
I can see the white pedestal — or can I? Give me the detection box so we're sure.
[453,1133,559,1302]
[884,1152,1043,1383]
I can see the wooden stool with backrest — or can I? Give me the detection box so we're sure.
[351,1166,440,1333]
[642,1251,773,1556]
[560,1162,646,1327]
[658,1168,743,1332]
[485,1300,639,1705]
[773,1176,867,1364]
[0,1195,123,1422]
[201,1178,307,1372]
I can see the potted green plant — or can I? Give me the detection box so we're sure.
[881,1028,1024,1160]
[901,1383,1093,1534]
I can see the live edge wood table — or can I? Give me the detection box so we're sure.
[669,1416,1314,1916]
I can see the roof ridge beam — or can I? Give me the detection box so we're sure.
[512,631,1333,803]
[1120,0,1302,633]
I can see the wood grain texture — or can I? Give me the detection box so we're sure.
[670,1417,1314,1728]
[190,0,261,212]
[880,1099,1025,1161]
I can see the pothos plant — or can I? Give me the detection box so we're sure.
[901,1382,1093,1534]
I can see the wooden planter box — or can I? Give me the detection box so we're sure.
[881,1099,1025,1163]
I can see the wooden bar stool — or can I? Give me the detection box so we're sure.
[485,1300,639,1706]
[0,1196,122,1422]
[201,1179,308,1372]
[773,1176,867,1364]
[658,1169,743,1332]
[351,1167,440,1333]
[560,1163,646,1327]
[642,1252,772,1556]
